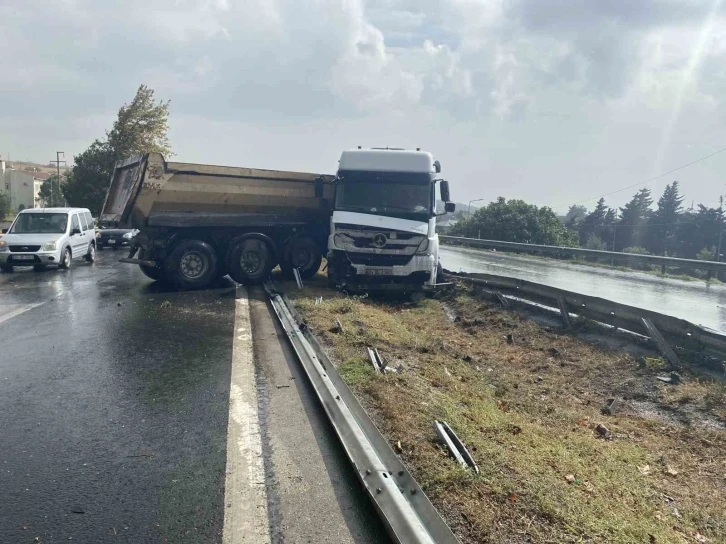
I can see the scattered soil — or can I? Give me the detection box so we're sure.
[286,273,726,544]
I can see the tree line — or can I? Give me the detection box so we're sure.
[450,182,725,262]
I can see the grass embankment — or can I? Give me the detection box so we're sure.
[287,276,725,543]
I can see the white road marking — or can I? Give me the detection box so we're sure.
[223,288,270,544]
[0,302,46,325]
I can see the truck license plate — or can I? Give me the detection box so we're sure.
[364,268,392,276]
[13,255,34,260]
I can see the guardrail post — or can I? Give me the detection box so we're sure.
[557,297,572,329]
[641,318,682,370]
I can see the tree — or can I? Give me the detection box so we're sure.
[647,181,684,255]
[37,174,65,207]
[615,188,652,251]
[578,198,612,246]
[451,197,578,246]
[63,85,172,215]
[62,140,115,216]
[564,204,588,227]
[107,84,172,159]
[0,190,10,219]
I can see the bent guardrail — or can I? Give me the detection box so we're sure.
[440,236,726,275]
[445,270,726,366]
[265,282,461,544]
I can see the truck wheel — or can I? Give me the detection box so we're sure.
[281,236,322,279]
[227,238,272,285]
[165,240,218,290]
[138,249,164,281]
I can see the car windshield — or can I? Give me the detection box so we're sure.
[335,172,432,220]
[10,213,68,234]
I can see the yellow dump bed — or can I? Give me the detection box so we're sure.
[100,153,334,229]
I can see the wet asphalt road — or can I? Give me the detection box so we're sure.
[0,251,382,543]
[0,251,236,542]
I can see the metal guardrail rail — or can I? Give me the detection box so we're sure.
[445,270,726,362]
[440,235,726,274]
[264,282,461,544]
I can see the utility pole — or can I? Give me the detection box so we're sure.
[49,151,66,207]
[718,195,724,263]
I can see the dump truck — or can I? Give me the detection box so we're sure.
[100,153,334,289]
[102,148,454,291]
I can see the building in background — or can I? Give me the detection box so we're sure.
[1,160,49,211]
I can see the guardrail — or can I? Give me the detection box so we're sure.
[444,270,726,367]
[440,236,726,275]
[265,282,461,544]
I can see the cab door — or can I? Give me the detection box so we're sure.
[69,213,87,259]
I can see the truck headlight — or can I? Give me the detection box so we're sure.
[0,241,7,252]
[416,238,430,254]
[42,241,58,251]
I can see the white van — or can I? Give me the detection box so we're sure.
[0,208,97,272]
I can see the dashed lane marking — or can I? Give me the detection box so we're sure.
[223,288,271,544]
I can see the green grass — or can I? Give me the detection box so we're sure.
[288,275,726,543]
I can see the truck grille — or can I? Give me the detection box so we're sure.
[9,245,41,252]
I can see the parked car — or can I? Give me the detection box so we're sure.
[96,227,138,249]
[0,208,96,272]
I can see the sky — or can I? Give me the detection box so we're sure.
[2,0,726,213]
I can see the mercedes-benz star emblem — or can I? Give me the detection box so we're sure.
[21,247,28,251]
[372,233,388,248]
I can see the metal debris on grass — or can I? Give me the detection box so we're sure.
[292,268,303,289]
[433,420,479,473]
[601,398,617,415]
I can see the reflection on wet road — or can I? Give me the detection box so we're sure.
[441,245,726,333]
[0,253,236,542]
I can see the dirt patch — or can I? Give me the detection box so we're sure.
[286,274,726,544]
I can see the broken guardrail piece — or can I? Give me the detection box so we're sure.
[292,268,303,289]
[366,347,402,374]
[367,347,382,373]
[433,420,479,473]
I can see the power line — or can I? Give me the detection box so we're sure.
[555,145,726,210]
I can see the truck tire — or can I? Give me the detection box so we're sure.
[138,249,164,281]
[227,238,273,285]
[281,236,322,279]
[165,240,218,290]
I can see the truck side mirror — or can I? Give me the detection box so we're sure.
[440,179,451,203]
[314,177,324,199]
[434,160,441,173]
[445,202,456,213]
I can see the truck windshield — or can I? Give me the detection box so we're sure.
[335,172,432,220]
[10,213,68,234]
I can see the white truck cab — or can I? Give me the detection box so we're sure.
[327,147,454,292]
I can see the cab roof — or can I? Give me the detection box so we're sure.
[339,148,438,174]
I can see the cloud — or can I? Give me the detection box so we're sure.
[2,0,726,210]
